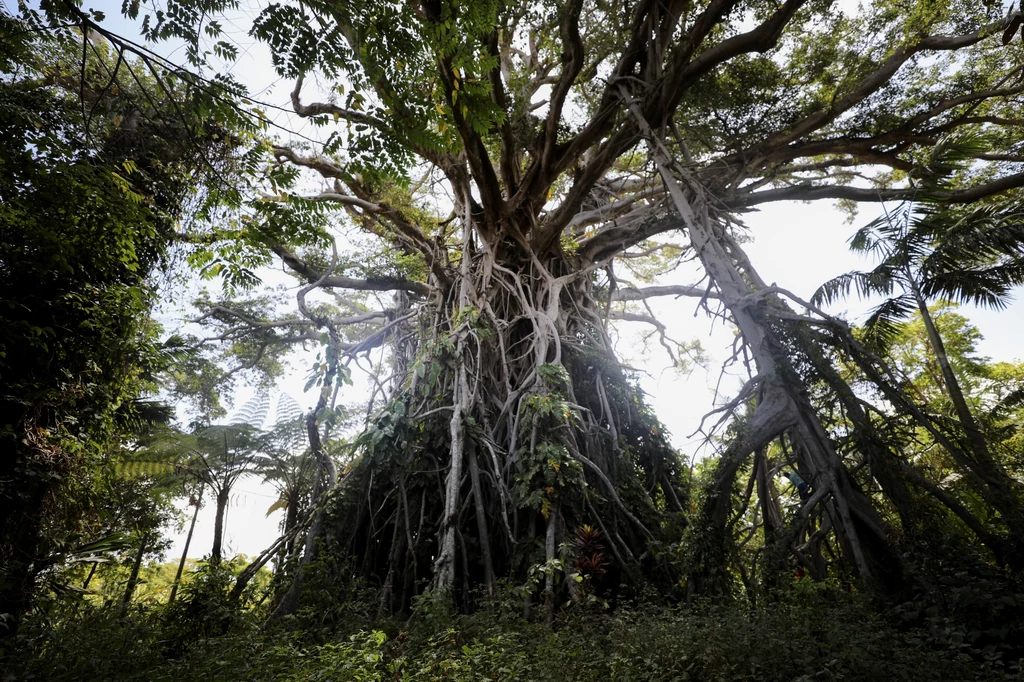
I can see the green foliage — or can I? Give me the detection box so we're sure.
[273,553,381,641]
[889,303,991,408]
[894,545,1024,670]
[813,132,1024,350]
[10,586,1021,681]
[0,59,165,630]
[862,304,1024,514]
[0,12,262,630]
[6,2,1024,678]
[513,368,585,518]
[514,443,584,517]
[161,559,257,646]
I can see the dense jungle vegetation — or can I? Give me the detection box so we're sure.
[3,0,1024,678]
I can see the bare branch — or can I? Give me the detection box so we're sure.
[190,305,389,330]
[273,245,431,296]
[272,145,347,180]
[612,284,717,301]
[568,186,665,230]
[289,75,389,130]
[724,172,1024,209]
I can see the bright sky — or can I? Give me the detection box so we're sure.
[58,2,1022,561]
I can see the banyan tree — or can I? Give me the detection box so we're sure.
[85,0,1024,614]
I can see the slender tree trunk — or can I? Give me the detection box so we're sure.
[120,533,149,611]
[282,490,300,559]
[754,448,787,590]
[230,527,299,602]
[169,484,203,604]
[909,279,993,464]
[82,562,98,591]
[435,362,467,592]
[434,208,474,593]
[523,512,537,620]
[378,512,406,617]
[269,356,341,619]
[909,281,1024,544]
[468,443,496,596]
[543,505,558,626]
[211,486,229,562]
[838,329,1024,570]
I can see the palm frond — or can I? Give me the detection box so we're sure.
[812,266,899,306]
[862,294,917,351]
[116,459,180,477]
[988,387,1024,422]
[924,129,990,182]
[849,222,880,254]
[930,204,1024,263]
[922,266,1016,310]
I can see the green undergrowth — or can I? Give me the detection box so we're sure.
[8,581,1021,681]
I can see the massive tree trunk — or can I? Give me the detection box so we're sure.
[271,223,683,614]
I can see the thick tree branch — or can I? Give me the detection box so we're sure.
[724,172,1024,209]
[272,145,347,180]
[612,284,718,301]
[747,16,1012,163]
[661,0,807,119]
[290,75,389,131]
[271,147,442,272]
[539,0,807,254]
[190,305,389,330]
[486,29,520,196]
[273,245,431,296]
[568,186,665,231]
[538,0,585,184]
[579,216,683,263]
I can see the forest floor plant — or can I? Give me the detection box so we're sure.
[8,575,1022,681]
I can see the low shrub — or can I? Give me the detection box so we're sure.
[12,583,1020,681]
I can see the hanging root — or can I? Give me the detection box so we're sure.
[289,220,686,618]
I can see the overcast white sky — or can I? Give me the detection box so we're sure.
[56,1,1022,560]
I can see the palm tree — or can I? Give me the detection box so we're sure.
[136,422,269,562]
[227,394,317,602]
[190,423,267,562]
[813,131,1024,557]
[814,132,1024,346]
[254,416,316,565]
